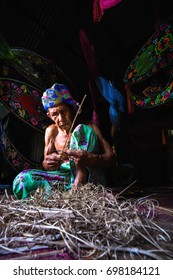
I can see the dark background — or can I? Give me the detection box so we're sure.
[1,0,173,188]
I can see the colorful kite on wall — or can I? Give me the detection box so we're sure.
[0,34,75,174]
[124,14,173,112]
[0,78,49,133]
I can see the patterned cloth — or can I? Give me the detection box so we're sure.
[42,83,79,111]
[13,124,107,199]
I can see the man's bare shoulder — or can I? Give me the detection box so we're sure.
[88,122,103,139]
[45,124,57,135]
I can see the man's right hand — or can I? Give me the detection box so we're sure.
[42,152,62,170]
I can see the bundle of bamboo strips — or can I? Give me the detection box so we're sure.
[0,184,173,260]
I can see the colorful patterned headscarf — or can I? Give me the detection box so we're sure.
[42,83,79,111]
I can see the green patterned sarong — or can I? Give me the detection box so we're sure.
[13,124,107,199]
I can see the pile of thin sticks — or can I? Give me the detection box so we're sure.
[0,184,173,259]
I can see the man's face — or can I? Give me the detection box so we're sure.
[47,103,72,128]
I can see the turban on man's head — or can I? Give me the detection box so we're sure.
[42,83,79,111]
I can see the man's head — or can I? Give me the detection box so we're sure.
[42,83,78,112]
[47,103,74,128]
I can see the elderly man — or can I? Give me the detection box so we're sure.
[13,83,116,199]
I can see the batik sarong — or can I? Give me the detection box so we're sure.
[13,124,107,199]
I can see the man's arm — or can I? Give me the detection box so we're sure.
[66,124,117,168]
[42,126,62,170]
[91,123,116,167]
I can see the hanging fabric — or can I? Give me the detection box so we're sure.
[93,0,123,22]
[79,29,101,125]
[96,76,125,128]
